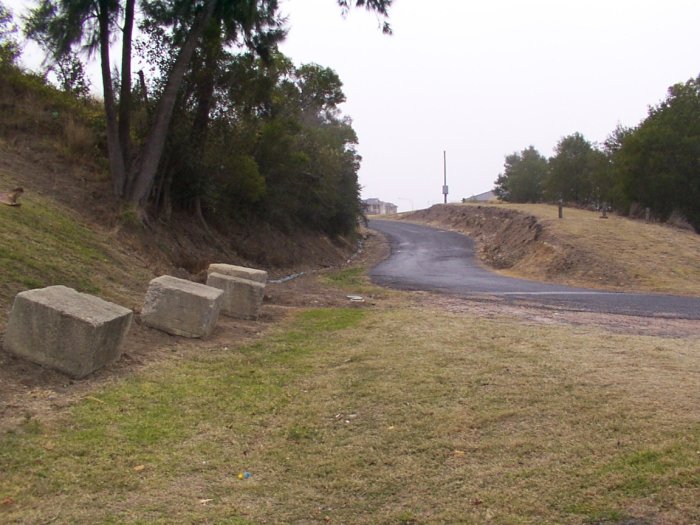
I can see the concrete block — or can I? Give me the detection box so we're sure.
[141,275,223,338]
[206,273,265,320]
[207,263,268,284]
[3,285,133,378]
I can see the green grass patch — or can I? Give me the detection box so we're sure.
[597,440,700,497]
[322,266,366,288]
[319,266,385,297]
[297,307,366,331]
[0,196,104,297]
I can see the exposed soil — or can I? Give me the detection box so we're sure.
[401,204,630,289]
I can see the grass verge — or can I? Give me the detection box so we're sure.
[1,304,698,524]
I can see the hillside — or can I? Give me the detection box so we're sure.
[0,70,356,330]
[402,202,700,297]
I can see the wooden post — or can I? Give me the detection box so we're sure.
[558,200,563,219]
[645,207,651,223]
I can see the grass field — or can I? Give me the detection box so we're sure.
[461,202,700,296]
[2,290,698,524]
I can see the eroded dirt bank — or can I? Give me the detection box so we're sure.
[401,204,630,290]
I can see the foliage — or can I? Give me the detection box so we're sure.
[494,146,547,202]
[19,1,383,236]
[613,75,700,231]
[23,0,384,235]
[546,132,606,205]
[51,50,92,98]
[0,1,19,67]
[150,48,363,236]
[492,74,700,233]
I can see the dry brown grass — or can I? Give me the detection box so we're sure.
[2,299,698,524]
[62,116,96,159]
[463,202,700,296]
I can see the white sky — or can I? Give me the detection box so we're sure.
[7,0,700,211]
[278,0,700,210]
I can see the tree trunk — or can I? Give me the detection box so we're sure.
[190,60,216,153]
[118,0,135,174]
[137,69,150,110]
[126,0,218,207]
[190,20,220,150]
[187,27,219,209]
[98,2,127,198]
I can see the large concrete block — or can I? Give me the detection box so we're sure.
[206,273,265,320]
[207,263,268,284]
[141,275,223,338]
[3,285,133,378]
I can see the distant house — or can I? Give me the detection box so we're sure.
[463,190,497,202]
[363,198,398,215]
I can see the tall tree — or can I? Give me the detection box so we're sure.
[0,1,19,67]
[494,146,547,202]
[26,0,392,219]
[26,0,131,196]
[613,75,700,230]
[546,132,602,205]
[595,124,632,208]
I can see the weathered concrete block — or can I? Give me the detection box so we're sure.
[206,273,265,320]
[141,275,223,338]
[3,285,133,378]
[207,263,268,284]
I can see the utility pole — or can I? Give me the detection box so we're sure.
[442,150,448,204]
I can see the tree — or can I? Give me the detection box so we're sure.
[0,1,19,67]
[494,146,547,202]
[52,52,91,98]
[613,75,700,230]
[144,42,362,236]
[26,0,134,200]
[26,0,392,220]
[545,132,603,205]
[598,124,632,208]
[250,58,362,235]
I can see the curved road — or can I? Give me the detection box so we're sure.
[369,219,700,320]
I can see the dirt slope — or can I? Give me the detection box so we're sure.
[401,203,700,296]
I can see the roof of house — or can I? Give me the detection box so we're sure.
[467,190,497,201]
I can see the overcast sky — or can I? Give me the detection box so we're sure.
[278,0,700,210]
[8,0,700,211]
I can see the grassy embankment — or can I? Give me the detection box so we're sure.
[0,68,156,329]
[0,187,153,332]
[455,202,700,296]
[1,269,698,524]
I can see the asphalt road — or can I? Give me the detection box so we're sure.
[369,219,700,320]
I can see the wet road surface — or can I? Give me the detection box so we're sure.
[369,219,700,320]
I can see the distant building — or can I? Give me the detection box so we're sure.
[463,190,497,202]
[363,198,398,215]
